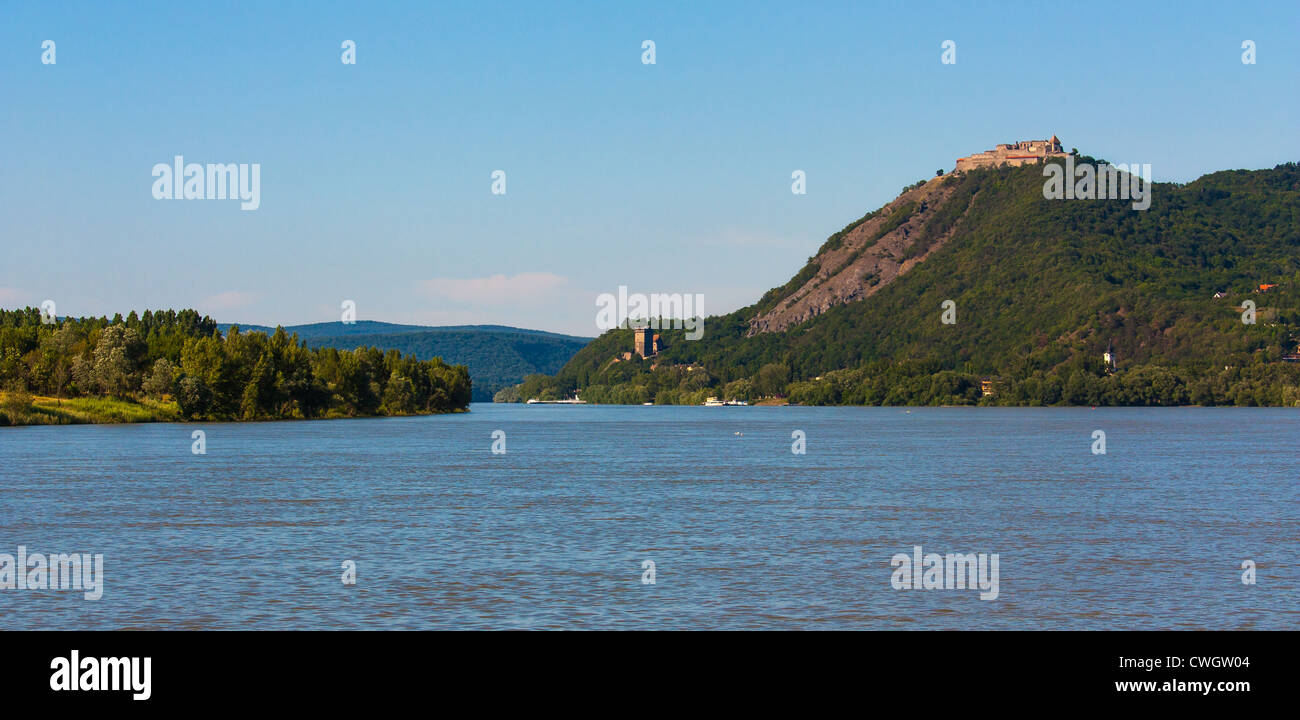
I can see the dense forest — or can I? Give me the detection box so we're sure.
[228,321,590,402]
[0,308,471,425]
[505,160,1300,406]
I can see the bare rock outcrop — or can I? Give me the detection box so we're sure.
[747,175,975,335]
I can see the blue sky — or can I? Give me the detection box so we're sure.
[2,1,1297,335]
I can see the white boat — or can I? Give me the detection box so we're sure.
[703,397,725,406]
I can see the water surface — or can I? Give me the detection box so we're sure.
[2,405,1296,629]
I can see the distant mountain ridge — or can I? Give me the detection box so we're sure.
[218,321,592,402]
[219,320,586,341]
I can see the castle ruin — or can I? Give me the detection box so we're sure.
[955,136,1068,172]
[632,326,661,358]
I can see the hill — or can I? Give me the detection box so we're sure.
[511,158,1300,406]
[219,321,591,403]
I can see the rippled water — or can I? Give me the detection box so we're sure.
[1,405,1296,629]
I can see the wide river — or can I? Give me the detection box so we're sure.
[1,405,1296,629]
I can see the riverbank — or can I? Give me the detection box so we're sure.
[0,391,469,427]
[0,392,181,426]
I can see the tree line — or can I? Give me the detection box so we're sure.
[0,308,471,420]
[508,340,1300,407]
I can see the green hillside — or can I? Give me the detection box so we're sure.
[511,159,1300,406]
[219,321,591,403]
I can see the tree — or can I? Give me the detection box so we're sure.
[240,354,280,419]
[382,372,416,414]
[92,325,141,397]
[755,362,791,398]
[176,376,212,418]
[70,356,94,396]
[143,358,177,398]
[336,351,380,415]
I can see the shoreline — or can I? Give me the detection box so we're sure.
[6,391,1297,427]
[0,392,468,427]
[494,400,1300,409]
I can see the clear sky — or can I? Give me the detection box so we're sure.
[3,1,1297,336]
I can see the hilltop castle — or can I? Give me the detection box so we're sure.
[955,136,1069,172]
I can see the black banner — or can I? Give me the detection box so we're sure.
[3,631,1287,709]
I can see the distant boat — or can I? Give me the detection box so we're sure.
[724,400,748,406]
[703,397,725,406]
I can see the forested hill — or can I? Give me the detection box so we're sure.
[512,159,1300,406]
[218,321,592,402]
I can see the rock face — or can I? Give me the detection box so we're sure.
[747,175,975,335]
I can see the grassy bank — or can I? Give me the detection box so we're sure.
[0,391,472,426]
[0,391,182,426]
